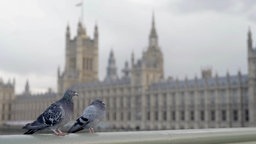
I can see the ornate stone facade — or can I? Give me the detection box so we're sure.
[4,14,256,131]
[10,81,57,122]
[58,22,99,95]
[0,78,15,124]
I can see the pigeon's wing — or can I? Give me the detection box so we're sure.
[40,102,64,126]
[68,105,97,133]
[83,105,98,121]
[23,102,64,132]
[23,102,64,134]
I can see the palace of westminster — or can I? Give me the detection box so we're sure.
[0,13,256,130]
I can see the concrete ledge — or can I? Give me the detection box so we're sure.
[1,128,256,144]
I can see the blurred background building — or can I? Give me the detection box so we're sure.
[0,79,15,124]
[1,13,255,131]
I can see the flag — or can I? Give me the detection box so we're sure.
[76,2,83,7]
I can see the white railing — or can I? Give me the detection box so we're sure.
[1,128,256,144]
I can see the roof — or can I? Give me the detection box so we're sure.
[149,74,248,91]
[15,91,57,100]
[72,77,131,90]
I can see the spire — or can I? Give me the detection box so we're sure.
[108,49,115,67]
[226,70,230,84]
[66,23,70,38]
[77,21,82,35]
[58,66,61,78]
[149,11,158,48]
[105,49,118,81]
[248,26,253,50]
[122,61,130,78]
[66,23,70,31]
[238,69,242,76]
[110,49,114,58]
[94,22,99,47]
[131,51,135,66]
[24,79,31,95]
[66,24,70,32]
[94,22,98,38]
[150,11,158,39]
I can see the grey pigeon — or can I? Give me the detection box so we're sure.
[68,99,106,133]
[22,89,78,135]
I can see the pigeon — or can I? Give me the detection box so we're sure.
[68,99,106,133]
[22,89,78,136]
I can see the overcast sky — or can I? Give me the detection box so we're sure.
[0,0,256,94]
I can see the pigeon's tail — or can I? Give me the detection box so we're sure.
[22,123,31,129]
[24,129,38,134]
[68,123,85,133]
[68,116,89,133]
[22,121,48,135]
[22,123,39,134]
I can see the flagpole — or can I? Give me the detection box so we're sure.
[76,0,84,25]
[81,0,84,25]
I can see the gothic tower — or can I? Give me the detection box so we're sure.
[23,80,31,96]
[58,21,99,94]
[130,12,164,88]
[247,28,256,126]
[105,49,118,81]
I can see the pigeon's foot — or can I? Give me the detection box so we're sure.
[53,130,60,136]
[89,127,94,134]
[53,129,66,136]
[57,133,66,136]
[57,129,66,136]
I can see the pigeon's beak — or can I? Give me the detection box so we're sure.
[74,92,79,97]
